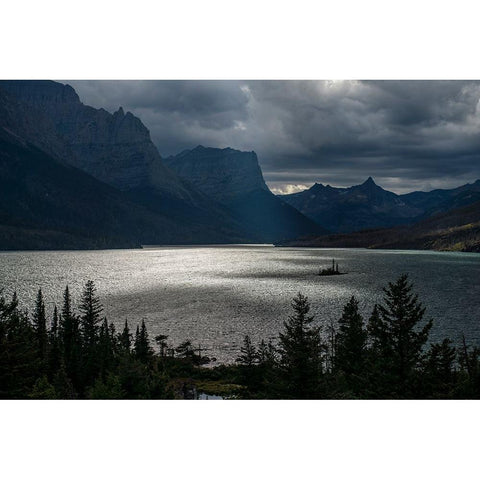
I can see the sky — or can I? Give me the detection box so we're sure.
[68,80,480,195]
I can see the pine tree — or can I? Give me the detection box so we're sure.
[134,320,153,363]
[423,338,457,398]
[369,275,433,396]
[48,305,62,378]
[335,296,367,390]
[50,305,59,340]
[32,288,48,364]
[98,318,115,376]
[79,280,103,348]
[236,335,260,394]
[278,293,323,398]
[59,286,81,389]
[0,292,38,397]
[236,335,258,367]
[119,320,132,354]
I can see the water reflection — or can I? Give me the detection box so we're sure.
[1,246,479,363]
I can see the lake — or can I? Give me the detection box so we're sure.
[1,245,480,363]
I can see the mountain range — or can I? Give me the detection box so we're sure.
[280,177,480,233]
[1,80,480,252]
[0,80,324,249]
[277,199,480,252]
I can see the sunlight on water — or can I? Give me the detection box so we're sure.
[1,246,480,363]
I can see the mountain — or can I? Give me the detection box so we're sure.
[0,80,187,196]
[165,146,327,242]
[401,180,480,217]
[0,81,257,247]
[280,177,480,233]
[165,146,269,203]
[277,200,480,252]
[0,127,243,249]
[281,177,421,232]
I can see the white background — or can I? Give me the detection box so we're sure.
[2,1,480,479]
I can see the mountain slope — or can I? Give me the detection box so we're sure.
[0,81,257,245]
[0,80,187,196]
[166,146,326,242]
[281,177,480,233]
[0,128,196,249]
[277,200,480,252]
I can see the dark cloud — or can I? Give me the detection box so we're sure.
[67,80,480,194]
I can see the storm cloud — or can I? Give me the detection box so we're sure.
[67,80,480,194]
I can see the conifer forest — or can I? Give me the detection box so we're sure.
[1,275,479,399]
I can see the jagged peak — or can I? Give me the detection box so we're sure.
[362,176,376,186]
[115,106,125,116]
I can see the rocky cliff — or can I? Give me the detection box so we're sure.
[165,146,269,203]
[166,146,326,242]
[0,80,189,199]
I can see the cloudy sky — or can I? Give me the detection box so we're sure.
[68,80,480,194]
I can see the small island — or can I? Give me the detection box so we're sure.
[318,259,344,276]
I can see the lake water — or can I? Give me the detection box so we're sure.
[1,246,480,363]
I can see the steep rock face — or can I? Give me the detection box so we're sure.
[166,146,326,242]
[0,83,256,246]
[0,80,188,198]
[282,177,422,233]
[165,146,269,203]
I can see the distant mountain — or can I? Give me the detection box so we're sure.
[280,177,480,233]
[401,180,480,217]
[165,146,326,242]
[281,177,421,232]
[277,200,480,253]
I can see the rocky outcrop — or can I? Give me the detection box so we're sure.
[165,146,269,203]
[166,146,326,242]
[0,80,189,198]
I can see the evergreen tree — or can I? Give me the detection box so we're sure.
[119,320,132,354]
[369,275,433,396]
[98,318,115,376]
[236,335,260,394]
[79,280,103,348]
[0,292,38,397]
[236,335,258,367]
[50,305,59,340]
[32,288,48,365]
[335,296,367,393]
[423,338,457,398]
[47,305,62,378]
[457,335,480,398]
[134,320,153,363]
[278,293,323,398]
[59,286,81,389]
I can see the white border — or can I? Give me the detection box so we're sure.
[1,1,479,478]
